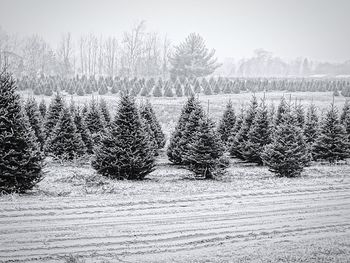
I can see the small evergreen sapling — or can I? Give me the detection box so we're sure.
[217,100,236,146]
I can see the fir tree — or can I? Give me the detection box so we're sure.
[184,82,194,96]
[294,101,305,128]
[243,98,271,165]
[0,72,43,193]
[39,99,47,119]
[313,103,350,163]
[140,101,166,151]
[167,96,203,164]
[275,96,288,126]
[340,100,350,124]
[92,95,155,180]
[304,103,319,156]
[85,99,106,140]
[45,106,86,160]
[183,117,224,179]
[99,99,111,125]
[44,93,65,139]
[230,96,258,159]
[98,82,108,95]
[76,83,85,96]
[153,83,162,97]
[164,83,174,97]
[24,97,45,149]
[175,81,183,97]
[262,105,310,177]
[217,100,236,146]
[72,106,94,154]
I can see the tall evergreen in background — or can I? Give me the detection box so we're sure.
[45,107,86,160]
[230,96,258,160]
[262,102,309,177]
[244,98,271,165]
[184,117,224,179]
[313,103,350,163]
[44,93,65,139]
[0,72,43,193]
[217,100,236,147]
[92,95,155,180]
[24,97,45,149]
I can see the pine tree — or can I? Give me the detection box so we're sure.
[164,83,174,97]
[230,96,258,159]
[98,82,108,95]
[45,106,86,160]
[0,72,43,193]
[72,106,94,154]
[99,99,111,125]
[275,96,288,126]
[262,105,310,177]
[184,82,194,96]
[313,103,350,163]
[44,93,65,139]
[39,99,47,119]
[76,83,85,96]
[139,101,166,151]
[243,98,271,165]
[304,103,319,156]
[294,101,305,128]
[92,95,155,180]
[183,117,224,179]
[153,83,162,97]
[175,81,183,97]
[85,99,106,142]
[340,100,350,124]
[167,96,203,164]
[217,100,236,146]
[24,98,45,149]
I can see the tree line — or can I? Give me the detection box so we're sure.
[16,74,350,97]
[1,71,350,194]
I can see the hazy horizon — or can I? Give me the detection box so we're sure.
[1,0,350,63]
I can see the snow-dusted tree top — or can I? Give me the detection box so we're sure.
[169,33,221,79]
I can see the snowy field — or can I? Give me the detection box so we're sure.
[1,154,349,262]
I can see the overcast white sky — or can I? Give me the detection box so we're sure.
[0,0,349,62]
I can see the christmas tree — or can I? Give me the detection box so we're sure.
[0,72,43,193]
[24,97,45,149]
[99,99,111,125]
[304,103,319,157]
[44,93,65,139]
[262,104,309,177]
[183,117,224,179]
[230,95,258,160]
[167,96,203,164]
[243,98,271,165]
[72,106,94,154]
[313,102,350,163]
[92,95,155,180]
[45,106,86,160]
[38,99,47,119]
[85,99,106,143]
[217,100,236,146]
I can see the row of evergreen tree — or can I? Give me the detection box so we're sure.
[168,95,350,178]
[17,74,350,97]
[2,70,350,194]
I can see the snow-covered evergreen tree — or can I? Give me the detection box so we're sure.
[313,103,350,163]
[217,100,236,146]
[45,107,86,160]
[243,98,271,165]
[167,96,203,164]
[99,99,111,125]
[44,93,65,139]
[0,72,43,193]
[230,96,258,159]
[304,103,319,157]
[38,99,47,119]
[262,104,309,177]
[24,97,45,149]
[72,106,94,154]
[92,95,155,180]
[85,99,106,143]
[184,117,224,179]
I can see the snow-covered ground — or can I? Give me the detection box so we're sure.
[0,157,349,262]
